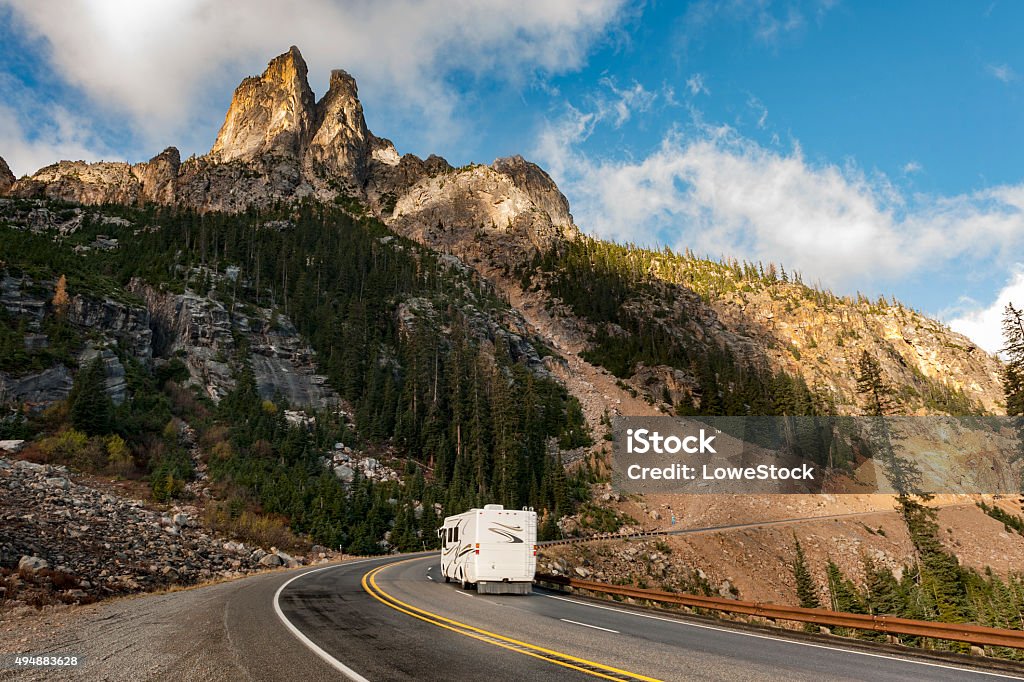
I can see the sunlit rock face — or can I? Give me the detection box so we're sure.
[210,46,318,163]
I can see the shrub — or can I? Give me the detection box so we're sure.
[151,469,185,502]
[106,434,133,475]
[209,440,234,462]
[39,428,87,461]
[202,503,305,552]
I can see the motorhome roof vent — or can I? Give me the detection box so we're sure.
[483,504,504,510]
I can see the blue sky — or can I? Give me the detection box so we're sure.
[1,0,1022,352]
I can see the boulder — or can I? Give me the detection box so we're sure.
[258,553,284,567]
[45,477,70,490]
[18,555,48,573]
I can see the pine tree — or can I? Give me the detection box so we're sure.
[69,357,114,436]
[792,536,821,609]
[826,559,865,614]
[1002,303,1024,417]
[862,556,902,616]
[855,350,924,496]
[898,496,970,626]
[856,351,895,417]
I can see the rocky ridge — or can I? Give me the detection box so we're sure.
[514,246,1006,418]
[4,46,576,259]
[709,283,1005,413]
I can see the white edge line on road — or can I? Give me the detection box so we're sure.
[455,590,473,598]
[273,559,378,682]
[543,594,1024,680]
[561,618,619,634]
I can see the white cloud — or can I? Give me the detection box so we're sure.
[754,4,805,44]
[949,268,1024,355]
[0,103,111,177]
[1,0,627,160]
[680,0,823,51]
[988,63,1017,83]
[599,78,658,126]
[746,95,768,128]
[902,160,923,174]
[686,73,709,96]
[534,103,1024,292]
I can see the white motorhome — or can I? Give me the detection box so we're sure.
[438,504,537,594]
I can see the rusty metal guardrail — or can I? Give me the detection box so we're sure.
[535,573,1024,650]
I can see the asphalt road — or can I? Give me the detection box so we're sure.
[277,554,1024,682]
[6,554,1023,681]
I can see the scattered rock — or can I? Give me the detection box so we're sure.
[0,456,333,606]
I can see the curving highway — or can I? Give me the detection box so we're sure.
[9,554,1023,681]
[273,554,1024,682]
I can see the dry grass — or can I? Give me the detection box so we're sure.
[201,504,309,553]
[1,567,95,611]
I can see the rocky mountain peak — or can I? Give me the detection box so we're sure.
[5,46,581,249]
[0,155,13,193]
[305,68,372,188]
[133,147,181,204]
[210,45,317,162]
[492,155,574,230]
[150,146,181,169]
[326,68,359,101]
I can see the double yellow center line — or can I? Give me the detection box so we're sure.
[361,560,662,682]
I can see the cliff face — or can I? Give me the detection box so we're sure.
[127,279,338,407]
[389,159,577,256]
[0,156,13,193]
[134,147,181,204]
[210,46,317,163]
[707,284,1005,414]
[304,69,375,191]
